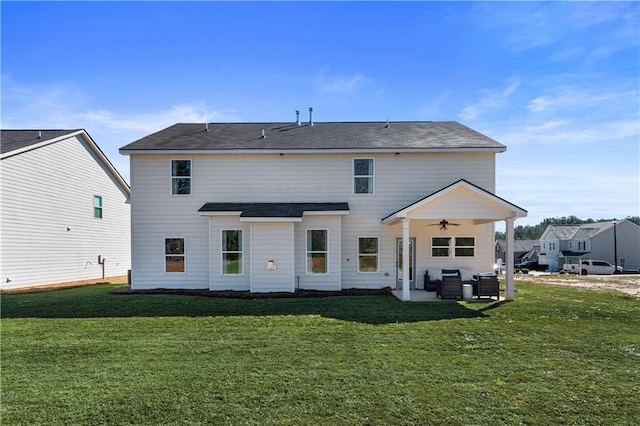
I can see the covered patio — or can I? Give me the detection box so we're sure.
[382,180,527,302]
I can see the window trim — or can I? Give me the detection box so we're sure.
[306,229,329,275]
[357,236,379,273]
[430,236,476,258]
[93,195,103,219]
[170,159,192,196]
[164,237,186,274]
[453,237,475,258]
[353,158,375,195]
[431,236,451,258]
[221,229,244,276]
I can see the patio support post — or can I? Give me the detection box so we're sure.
[505,217,516,301]
[402,218,411,301]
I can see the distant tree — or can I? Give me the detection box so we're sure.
[627,216,640,226]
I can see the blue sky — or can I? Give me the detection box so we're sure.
[2,1,638,227]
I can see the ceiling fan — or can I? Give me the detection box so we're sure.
[428,219,460,231]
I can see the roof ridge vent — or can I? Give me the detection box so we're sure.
[308,107,313,126]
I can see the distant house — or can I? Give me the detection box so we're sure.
[119,119,527,301]
[538,220,640,272]
[1,129,131,289]
[495,239,538,265]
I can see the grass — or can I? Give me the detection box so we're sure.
[1,282,639,425]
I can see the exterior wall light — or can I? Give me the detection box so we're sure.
[267,260,276,270]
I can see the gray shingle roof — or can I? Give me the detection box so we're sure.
[1,130,82,155]
[120,121,505,152]
[198,202,349,218]
[549,225,581,240]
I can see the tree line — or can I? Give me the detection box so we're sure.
[495,216,640,240]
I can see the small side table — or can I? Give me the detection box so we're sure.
[462,284,473,301]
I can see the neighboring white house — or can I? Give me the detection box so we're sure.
[119,119,527,301]
[538,220,640,272]
[1,129,131,289]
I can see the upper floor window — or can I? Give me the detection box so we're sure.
[165,238,185,273]
[549,242,556,251]
[93,195,103,219]
[358,237,379,272]
[171,160,191,195]
[222,230,243,275]
[578,241,586,251]
[354,158,374,194]
[307,230,328,274]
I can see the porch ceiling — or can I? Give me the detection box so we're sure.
[382,179,527,225]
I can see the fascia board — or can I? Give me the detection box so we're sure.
[240,217,303,223]
[303,211,349,216]
[119,147,506,156]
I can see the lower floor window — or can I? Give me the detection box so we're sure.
[307,229,328,274]
[358,237,379,272]
[454,237,475,257]
[432,237,451,257]
[432,237,475,258]
[222,230,243,274]
[165,238,185,273]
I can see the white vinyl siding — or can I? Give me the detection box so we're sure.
[210,218,251,291]
[294,216,342,290]
[128,151,497,290]
[0,134,130,289]
[250,223,295,292]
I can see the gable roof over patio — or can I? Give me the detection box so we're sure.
[384,179,527,302]
[381,179,527,225]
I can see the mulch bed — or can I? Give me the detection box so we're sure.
[109,286,392,299]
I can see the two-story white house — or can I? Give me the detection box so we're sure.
[1,129,131,289]
[539,220,640,272]
[120,119,527,301]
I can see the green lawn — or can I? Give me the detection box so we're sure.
[1,282,639,425]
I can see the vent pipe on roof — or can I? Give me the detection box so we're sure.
[308,107,314,126]
[205,123,209,132]
[295,110,300,126]
[385,119,389,128]
[38,131,42,139]
[261,129,266,139]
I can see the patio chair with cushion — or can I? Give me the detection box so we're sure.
[438,275,463,299]
[473,274,500,300]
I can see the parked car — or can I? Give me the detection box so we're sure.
[514,260,548,273]
[562,260,622,275]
